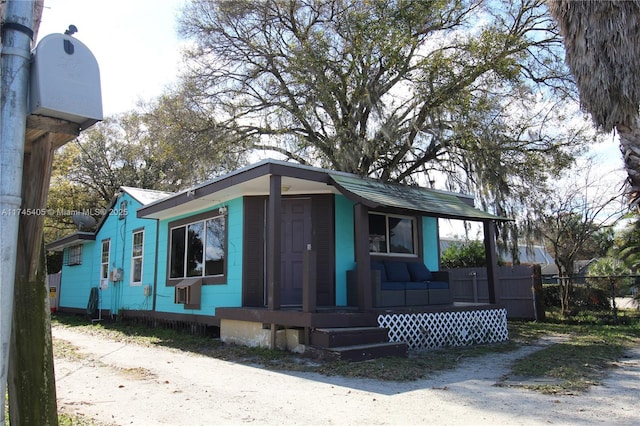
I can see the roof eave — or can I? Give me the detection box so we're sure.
[46,231,95,251]
[329,174,510,222]
[137,159,334,219]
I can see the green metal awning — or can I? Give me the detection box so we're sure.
[330,174,509,221]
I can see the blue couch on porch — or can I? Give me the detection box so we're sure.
[348,260,452,308]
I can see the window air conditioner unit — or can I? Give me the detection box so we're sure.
[175,286,191,304]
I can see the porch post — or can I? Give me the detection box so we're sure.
[483,220,498,304]
[354,203,372,310]
[267,175,282,310]
[302,248,317,313]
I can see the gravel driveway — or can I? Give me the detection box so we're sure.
[53,325,640,425]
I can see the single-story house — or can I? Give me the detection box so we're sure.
[48,159,509,359]
[47,186,173,316]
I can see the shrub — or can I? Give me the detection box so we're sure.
[542,284,610,311]
[441,240,486,268]
[586,257,634,297]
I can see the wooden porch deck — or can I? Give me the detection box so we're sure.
[215,302,496,329]
[217,303,506,360]
[215,306,378,329]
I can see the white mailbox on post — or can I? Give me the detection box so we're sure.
[29,33,102,130]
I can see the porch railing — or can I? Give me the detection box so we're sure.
[446,265,544,320]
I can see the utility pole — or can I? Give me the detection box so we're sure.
[0,1,34,423]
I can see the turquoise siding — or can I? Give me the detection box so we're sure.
[58,193,159,314]
[334,195,355,306]
[422,217,439,270]
[154,197,243,316]
[59,191,443,318]
[58,241,96,311]
[95,193,159,314]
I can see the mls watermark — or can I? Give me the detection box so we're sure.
[0,207,127,217]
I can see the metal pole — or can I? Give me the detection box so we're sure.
[470,271,478,303]
[0,1,34,421]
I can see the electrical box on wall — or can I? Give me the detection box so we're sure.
[143,285,152,297]
[109,268,123,282]
[28,33,103,129]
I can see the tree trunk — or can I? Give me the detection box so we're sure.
[557,264,573,316]
[8,133,58,425]
[560,276,572,315]
[616,120,640,205]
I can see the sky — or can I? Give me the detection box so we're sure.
[37,0,187,116]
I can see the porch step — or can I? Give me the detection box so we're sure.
[310,326,389,348]
[308,326,408,362]
[315,342,408,362]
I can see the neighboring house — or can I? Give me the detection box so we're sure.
[49,160,509,357]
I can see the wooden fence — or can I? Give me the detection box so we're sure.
[446,265,544,320]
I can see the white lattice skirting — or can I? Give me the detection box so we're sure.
[378,308,509,350]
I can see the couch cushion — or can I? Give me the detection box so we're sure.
[404,281,428,290]
[371,261,387,282]
[384,261,411,282]
[426,280,449,290]
[381,281,405,291]
[407,262,432,282]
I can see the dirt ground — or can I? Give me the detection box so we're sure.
[52,325,640,426]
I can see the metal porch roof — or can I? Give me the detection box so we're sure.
[329,174,509,221]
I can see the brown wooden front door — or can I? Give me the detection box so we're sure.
[280,198,312,305]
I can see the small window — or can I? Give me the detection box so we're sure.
[131,230,144,286]
[170,227,186,279]
[368,214,387,253]
[187,222,204,277]
[118,200,128,219]
[205,217,225,276]
[368,213,417,256]
[64,244,83,266]
[101,240,110,279]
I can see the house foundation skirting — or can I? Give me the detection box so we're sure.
[220,319,305,352]
[119,310,219,337]
[378,306,508,350]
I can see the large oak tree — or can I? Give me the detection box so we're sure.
[177,0,591,213]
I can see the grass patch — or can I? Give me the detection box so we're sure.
[52,313,519,381]
[545,308,640,326]
[58,412,108,426]
[507,310,640,394]
[52,314,303,368]
[315,341,518,381]
[53,339,88,362]
[52,310,640,391]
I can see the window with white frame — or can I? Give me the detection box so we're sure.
[131,230,144,285]
[368,212,417,255]
[169,214,226,281]
[100,240,110,280]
